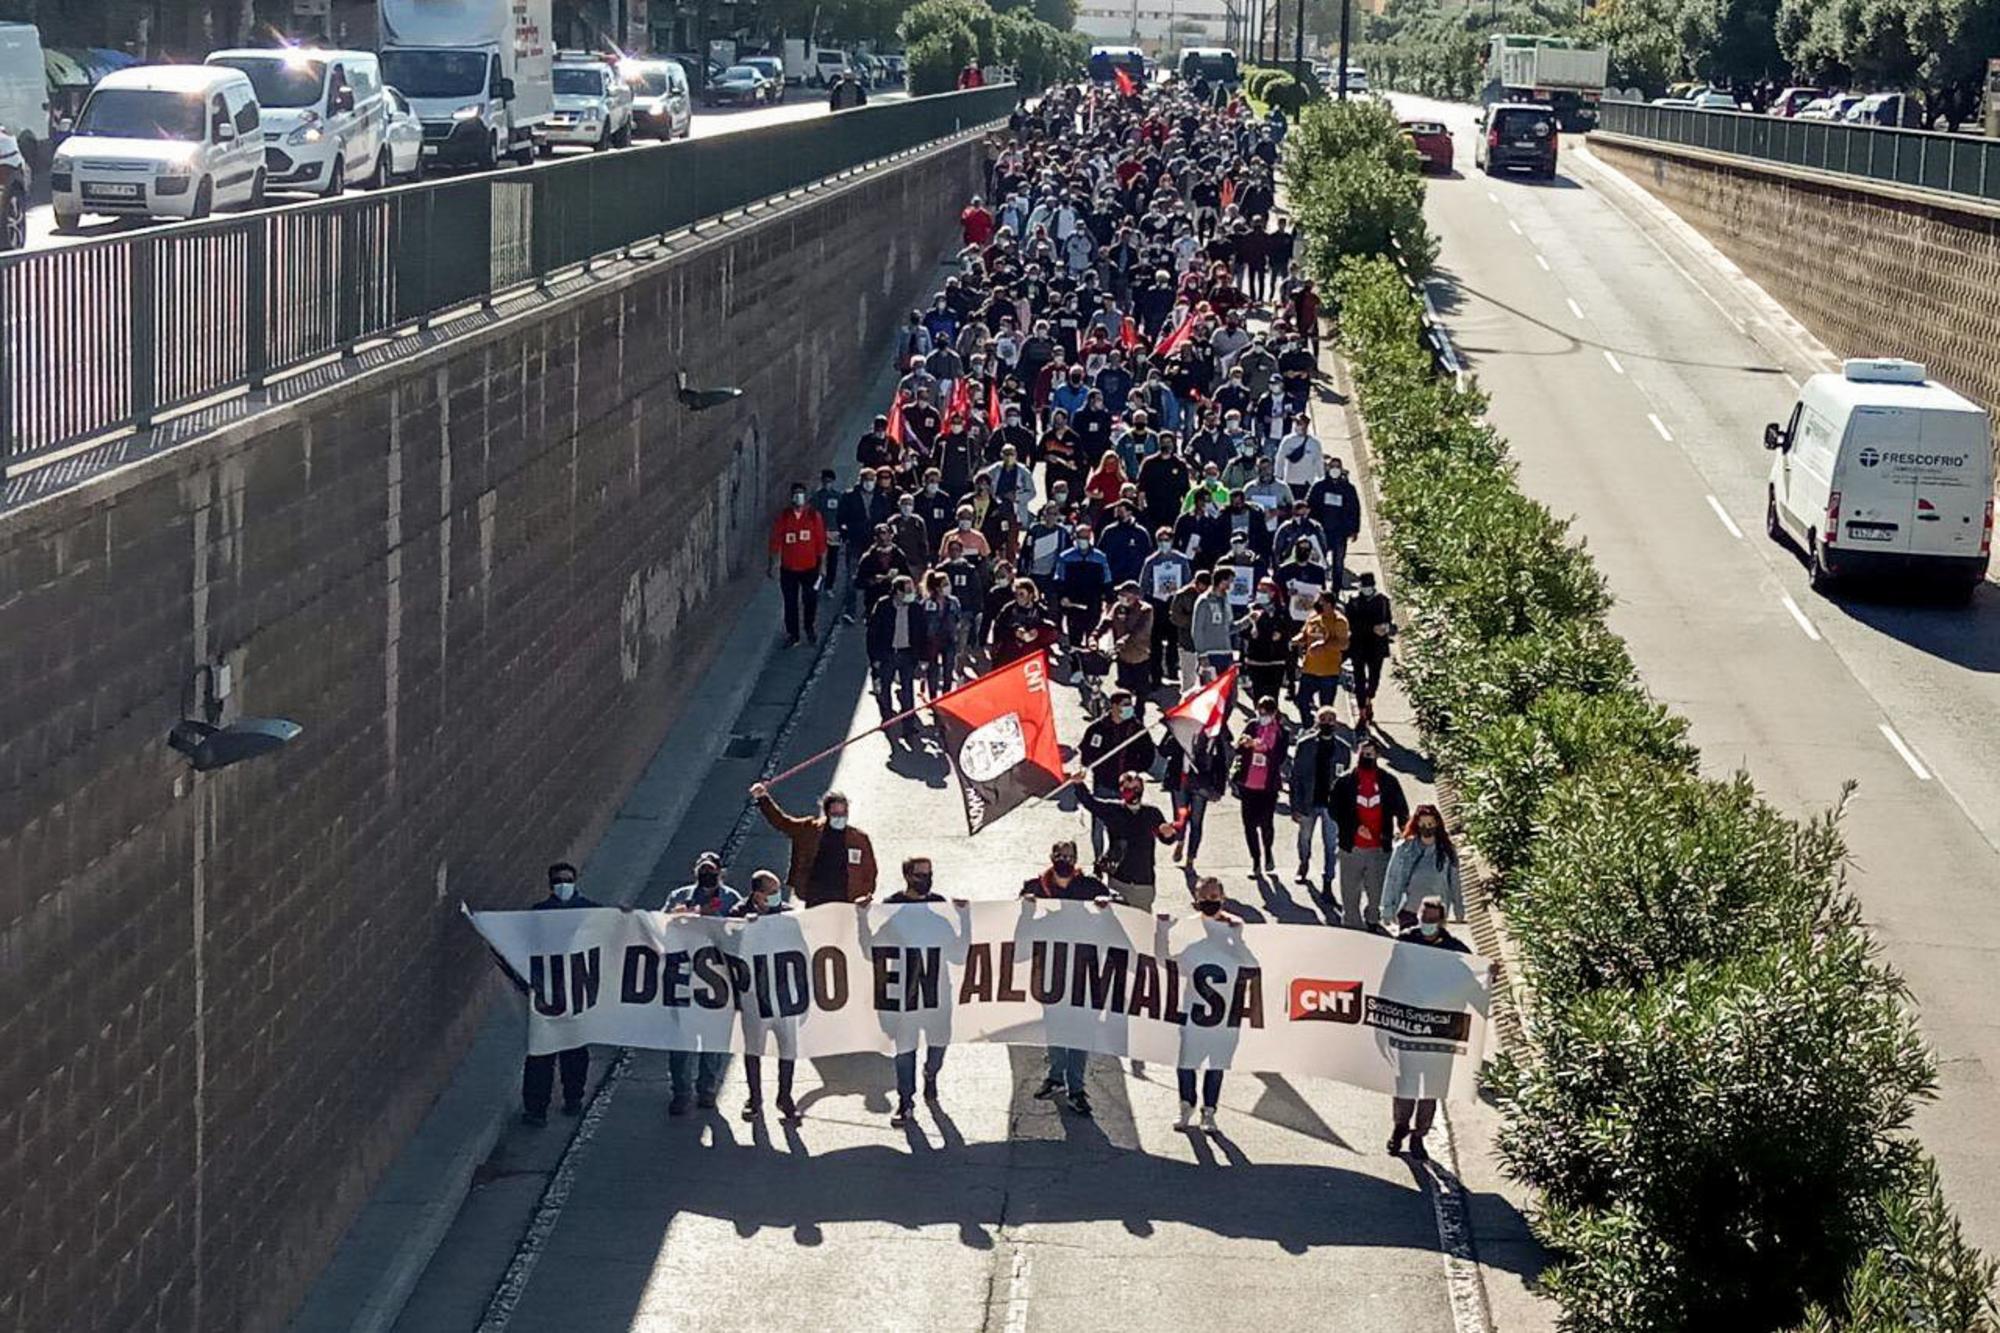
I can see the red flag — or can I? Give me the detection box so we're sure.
[931,651,1066,835]
[941,378,972,435]
[1164,665,1239,756]
[986,380,1003,430]
[1154,311,1197,357]
[886,394,907,445]
[1114,65,1138,98]
[1220,177,1236,210]
[1120,315,1140,350]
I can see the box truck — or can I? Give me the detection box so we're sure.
[379,0,552,167]
[1483,34,1608,132]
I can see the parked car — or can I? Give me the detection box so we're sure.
[1692,89,1739,110]
[1476,102,1557,179]
[207,47,391,195]
[51,64,267,229]
[740,56,786,100]
[879,53,906,85]
[383,85,425,179]
[0,126,27,250]
[1769,86,1824,117]
[703,64,776,107]
[1847,91,1922,127]
[1798,92,1863,120]
[621,57,692,137]
[1399,119,1454,173]
[544,53,633,150]
[812,48,848,87]
[0,22,51,176]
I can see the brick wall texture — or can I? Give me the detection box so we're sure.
[0,136,983,1333]
[1592,137,2000,464]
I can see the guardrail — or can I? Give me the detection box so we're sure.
[0,84,1018,472]
[1597,100,2000,204]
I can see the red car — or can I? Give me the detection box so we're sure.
[1400,120,1454,174]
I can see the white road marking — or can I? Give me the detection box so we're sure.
[1507,219,1522,236]
[1486,190,1499,203]
[1565,297,1584,320]
[1705,494,1744,539]
[1647,413,1673,442]
[1779,593,1823,642]
[1002,1245,1033,1333]
[1879,724,1934,781]
[1602,350,1624,375]
[1534,253,1550,271]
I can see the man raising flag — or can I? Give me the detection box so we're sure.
[932,650,1067,835]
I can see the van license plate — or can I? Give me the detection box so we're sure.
[1846,525,1894,542]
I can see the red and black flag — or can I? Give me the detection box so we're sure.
[932,650,1065,835]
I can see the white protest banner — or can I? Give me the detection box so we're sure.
[469,901,1492,1102]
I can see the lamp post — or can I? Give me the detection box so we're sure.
[1337,0,1351,98]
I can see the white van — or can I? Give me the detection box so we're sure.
[620,58,691,140]
[812,48,848,87]
[544,53,633,150]
[51,65,266,229]
[1765,357,1993,598]
[207,48,390,195]
[0,22,49,171]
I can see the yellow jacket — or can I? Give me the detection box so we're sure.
[1294,607,1350,676]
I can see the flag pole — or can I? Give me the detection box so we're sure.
[761,650,1052,789]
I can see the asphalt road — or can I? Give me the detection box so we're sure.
[20,89,907,252]
[1388,91,2000,1250]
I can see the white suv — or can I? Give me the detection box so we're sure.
[52,65,266,229]
[544,54,633,151]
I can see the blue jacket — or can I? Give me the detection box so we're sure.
[1054,545,1114,603]
[1097,519,1152,583]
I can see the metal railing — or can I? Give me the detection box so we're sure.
[0,84,1018,470]
[1597,100,2000,205]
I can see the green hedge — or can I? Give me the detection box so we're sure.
[1241,63,1322,119]
[1295,116,1998,1330]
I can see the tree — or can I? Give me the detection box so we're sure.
[1583,0,1690,96]
[1032,0,1079,28]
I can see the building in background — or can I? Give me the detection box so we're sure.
[1075,0,1231,57]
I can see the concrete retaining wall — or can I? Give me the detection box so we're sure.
[0,136,983,1333]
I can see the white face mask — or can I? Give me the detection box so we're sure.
[862,479,876,492]
[1419,920,1442,938]
[553,880,576,902]
[958,519,974,531]
[828,814,849,831]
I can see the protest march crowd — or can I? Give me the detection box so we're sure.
[514,75,1477,1161]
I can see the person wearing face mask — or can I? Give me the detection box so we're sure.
[809,469,846,600]
[516,863,596,1126]
[1076,689,1158,859]
[913,467,958,550]
[1390,896,1471,1159]
[1234,578,1291,707]
[750,782,879,906]
[1330,739,1410,931]
[1169,876,1244,1131]
[728,870,801,1123]
[1342,572,1394,734]
[977,443,1039,526]
[1136,434,1192,530]
[1232,695,1292,874]
[1306,456,1362,589]
[918,570,963,698]
[989,576,1058,666]
[852,523,913,625]
[1139,529,1194,685]
[1101,580,1156,698]
[866,575,929,745]
[838,475,897,622]
[888,491,931,571]
[1274,413,1323,499]
[870,856,963,1125]
[1159,683,1231,871]
[767,480,829,649]
[1053,524,1114,645]
[1071,771,1179,912]
[1288,705,1349,897]
[1022,839,1116,1114]
[1292,590,1350,724]
[1382,805,1464,929]
[660,852,745,1113]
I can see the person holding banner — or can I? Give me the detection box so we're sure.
[872,857,963,1127]
[1173,876,1245,1132]
[1390,896,1473,1160]
[1331,739,1410,931]
[1022,840,1115,1114]
[1382,806,1466,930]
[517,863,595,1127]
[662,853,743,1113]
[730,871,802,1123]
[1289,705,1350,896]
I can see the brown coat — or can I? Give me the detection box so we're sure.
[756,794,879,904]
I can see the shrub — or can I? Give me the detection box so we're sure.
[1283,98,1435,278]
[906,30,969,96]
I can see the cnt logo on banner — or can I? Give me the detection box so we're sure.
[468,900,1495,1102]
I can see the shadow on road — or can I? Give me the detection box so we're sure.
[1828,583,2000,671]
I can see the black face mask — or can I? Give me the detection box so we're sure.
[1051,858,1076,876]
[909,873,934,893]
[1317,723,1336,736]
[1195,899,1222,916]
[697,868,720,888]
[1358,754,1378,770]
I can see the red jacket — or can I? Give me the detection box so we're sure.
[961,206,994,246]
[769,506,829,572]
[957,66,985,88]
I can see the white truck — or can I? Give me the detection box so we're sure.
[379,0,553,168]
[782,38,810,86]
[1483,34,1609,132]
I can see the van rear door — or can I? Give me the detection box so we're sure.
[1838,407,1913,551]
[1907,408,1989,559]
